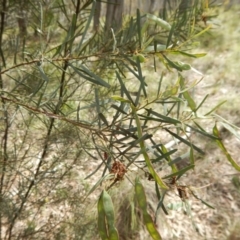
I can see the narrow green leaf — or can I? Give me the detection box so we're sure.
[195,94,209,112]
[166,22,175,48]
[116,71,134,104]
[155,190,168,217]
[154,56,157,72]
[98,193,108,240]
[136,57,147,98]
[162,164,195,180]
[80,64,111,88]
[132,106,168,190]
[182,91,196,111]
[135,178,148,209]
[162,54,183,71]
[164,128,204,154]
[152,149,177,163]
[220,122,240,141]
[68,13,77,50]
[111,95,131,103]
[213,113,240,131]
[139,115,171,124]
[137,9,142,49]
[161,145,178,173]
[167,155,186,166]
[157,73,164,97]
[99,113,109,126]
[147,109,181,124]
[122,55,137,68]
[115,127,138,140]
[121,133,152,155]
[147,13,171,30]
[77,0,96,53]
[170,51,207,58]
[190,190,215,209]
[179,75,196,111]
[199,199,215,209]
[189,147,195,166]
[204,100,227,116]
[126,16,135,41]
[162,85,179,98]
[213,125,240,171]
[187,123,220,140]
[192,24,212,39]
[176,61,191,70]
[95,88,101,129]
[143,213,161,240]
[134,82,143,107]
[102,190,119,240]
[193,121,206,132]
[144,44,167,53]
[110,104,128,115]
[112,135,132,145]
[69,63,110,88]
[122,61,140,80]
[37,65,49,82]
[135,178,162,240]
[85,174,115,199]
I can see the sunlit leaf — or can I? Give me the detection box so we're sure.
[98,194,108,240]
[170,51,207,58]
[147,13,171,30]
[213,125,240,171]
[102,191,119,240]
[135,178,162,240]
[144,45,166,52]
[111,95,131,103]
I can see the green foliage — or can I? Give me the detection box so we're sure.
[213,124,240,171]
[135,177,162,240]
[0,0,239,239]
[98,190,119,240]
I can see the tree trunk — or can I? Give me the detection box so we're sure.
[105,0,124,32]
[94,1,101,31]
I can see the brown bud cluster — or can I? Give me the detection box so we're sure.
[110,161,127,181]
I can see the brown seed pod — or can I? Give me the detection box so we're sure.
[110,161,127,181]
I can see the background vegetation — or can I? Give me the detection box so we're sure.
[0,0,240,239]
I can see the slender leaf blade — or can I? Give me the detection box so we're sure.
[132,106,168,189]
[102,190,119,240]
[164,128,204,154]
[97,193,108,240]
[135,178,162,240]
[213,125,240,171]
[162,164,195,180]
